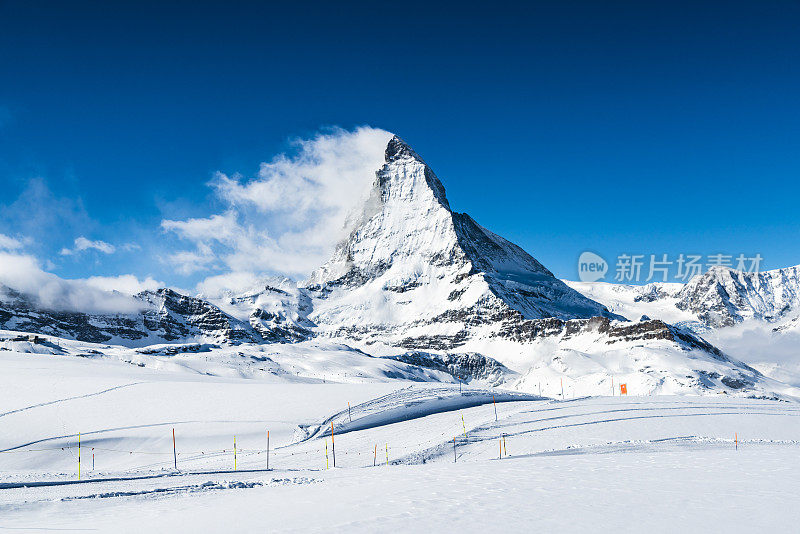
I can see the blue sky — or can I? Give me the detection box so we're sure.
[1,1,799,292]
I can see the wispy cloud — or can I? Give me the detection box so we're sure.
[0,233,23,250]
[0,178,94,253]
[60,236,116,256]
[0,251,151,313]
[162,126,393,288]
[83,274,163,295]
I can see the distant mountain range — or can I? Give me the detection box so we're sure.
[2,135,797,398]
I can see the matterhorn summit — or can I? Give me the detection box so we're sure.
[307,136,616,346]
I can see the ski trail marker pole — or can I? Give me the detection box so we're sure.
[561,378,564,400]
[266,430,270,470]
[348,402,351,422]
[325,439,329,469]
[330,422,336,467]
[461,414,467,438]
[492,394,498,421]
[453,437,457,463]
[234,436,237,471]
[374,444,377,467]
[172,428,177,470]
[385,443,388,467]
[78,432,81,480]
[503,433,507,456]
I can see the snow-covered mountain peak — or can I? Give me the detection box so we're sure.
[676,264,800,327]
[305,135,617,353]
[385,134,425,164]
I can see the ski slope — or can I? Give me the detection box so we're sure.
[1,348,799,532]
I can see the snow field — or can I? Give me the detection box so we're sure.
[2,349,800,532]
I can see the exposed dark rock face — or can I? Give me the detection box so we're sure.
[387,351,514,385]
[0,285,269,346]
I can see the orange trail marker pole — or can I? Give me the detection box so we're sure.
[92,452,94,471]
[492,394,498,421]
[499,439,502,459]
[266,430,270,470]
[611,377,614,396]
[172,428,177,470]
[330,422,336,467]
[453,437,457,463]
[373,444,377,467]
[735,432,738,451]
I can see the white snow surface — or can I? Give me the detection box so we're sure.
[1,346,799,532]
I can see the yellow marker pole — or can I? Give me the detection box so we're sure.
[78,432,81,480]
[325,439,329,469]
[234,436,237,471]
[499,438,502,459]
[385,443,388,467]
[461,414,467,438]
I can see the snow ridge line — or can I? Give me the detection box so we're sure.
[296,387,539,443]
[0,382,143,419]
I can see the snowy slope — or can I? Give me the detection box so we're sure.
[1,348,799,532]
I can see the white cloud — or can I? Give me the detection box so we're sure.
[162,126,393,286]
[195,271,262,297]
[165,247,218,276]
[0,252,148,313]
[0,233,22,250]
[60,236,116,256]
[84,274,164,295]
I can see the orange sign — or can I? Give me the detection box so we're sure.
[619,383,628,395]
